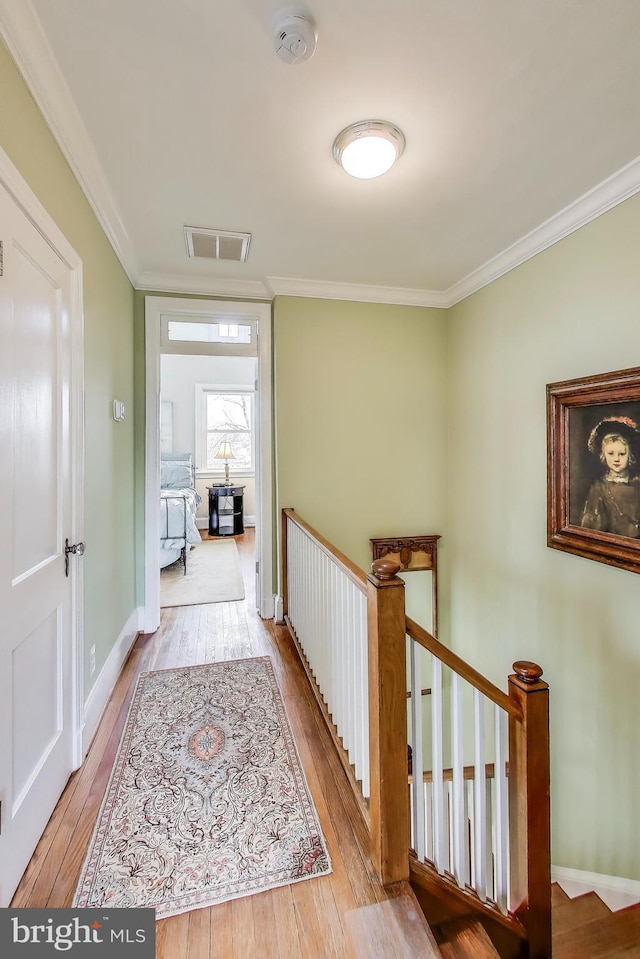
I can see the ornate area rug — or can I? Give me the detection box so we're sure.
[74,658,331,917]
[160,539,244,608]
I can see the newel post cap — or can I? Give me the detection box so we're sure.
[370,558,401,581]
[512,661,544,684]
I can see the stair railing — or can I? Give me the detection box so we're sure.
[281,508,551,958]
[407,615,512,909]
[282,509,371,809]
[406,618,551,957]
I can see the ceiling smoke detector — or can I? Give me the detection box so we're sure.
[273,13,317,65]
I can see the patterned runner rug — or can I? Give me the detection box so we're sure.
[74,658,331,918]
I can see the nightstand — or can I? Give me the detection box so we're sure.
[207,485,245,536]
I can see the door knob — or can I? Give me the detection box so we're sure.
[65,538,86,577]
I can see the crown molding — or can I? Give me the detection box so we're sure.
[136,272,272,300]
[0,0,140,284]
[445,154,640,306]
[4,1,640,310]
[265,276,449,308]
[136,272,449,308]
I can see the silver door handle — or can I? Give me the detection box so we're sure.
[65,538,85,576]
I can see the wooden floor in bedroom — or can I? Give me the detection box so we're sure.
[10,528,404,959]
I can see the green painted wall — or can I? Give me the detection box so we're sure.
[5,28,637,882]
[1,41,136,697]
[447,193,640,881]
[273,297,448,587]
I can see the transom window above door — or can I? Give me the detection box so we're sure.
[167,320,252,344]
[161,314,257,356]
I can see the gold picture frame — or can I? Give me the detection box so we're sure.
[547,366,640,572]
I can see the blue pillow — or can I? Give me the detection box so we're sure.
[161,461,192,488]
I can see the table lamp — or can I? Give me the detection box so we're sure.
[215,440,234,485]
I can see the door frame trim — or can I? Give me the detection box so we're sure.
[0,146,85,768]
[144,296,273,632]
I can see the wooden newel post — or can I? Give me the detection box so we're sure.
[508,661,551,959]
[367,558,410,885]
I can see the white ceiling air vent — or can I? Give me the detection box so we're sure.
[184,226,251,262]
[273,13,317,65]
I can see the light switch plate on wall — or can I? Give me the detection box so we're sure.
[113,399,126,422]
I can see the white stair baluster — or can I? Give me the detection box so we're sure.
[494,704,509,911]
[425,779,434,863]
[451,672,466,886]
[473,688,488,900]
[431,655,446,873]
[359,589,370,797]
[410,637,426,860]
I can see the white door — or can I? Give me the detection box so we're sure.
[0,174,81,905]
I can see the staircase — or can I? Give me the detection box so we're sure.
[552,882,640,959]
[345,884,640,958]
[281,511,640,959]
[344,889,504,958]
[437,916,502,958]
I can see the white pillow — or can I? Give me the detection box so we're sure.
[161,461,192,488]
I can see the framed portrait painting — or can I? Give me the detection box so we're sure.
[547,366,640,572]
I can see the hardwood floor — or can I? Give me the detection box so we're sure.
[11,529,400,958]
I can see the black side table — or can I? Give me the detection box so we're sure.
[207,485,245,536]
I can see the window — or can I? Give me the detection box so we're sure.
[196,387,254,473]
[167,320,252,344]
[160,314,257,356]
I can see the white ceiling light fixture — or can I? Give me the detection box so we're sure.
[333,120,406,179]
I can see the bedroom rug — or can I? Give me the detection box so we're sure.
[160,539,244,607]
[73,658,332,918]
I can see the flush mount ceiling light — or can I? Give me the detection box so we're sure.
[333,120,405,179]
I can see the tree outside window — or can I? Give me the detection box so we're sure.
[205,391,253,472]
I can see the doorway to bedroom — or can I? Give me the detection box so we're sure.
[159,352,255,608]
[144,297,273,633]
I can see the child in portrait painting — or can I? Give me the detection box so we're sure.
[581,416,640,537]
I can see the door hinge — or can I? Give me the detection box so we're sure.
[256,561,259,574]
[0,241,3,276]
[0,799,2,834]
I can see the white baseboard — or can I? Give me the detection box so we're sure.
[274,594,284,623]
[552,865,640,911]
[258,594,275,619]
[81,606,142,756]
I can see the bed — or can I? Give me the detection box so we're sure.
[160,452,202,572]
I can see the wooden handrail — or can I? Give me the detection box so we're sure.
[283,508,367,591]
[406,616,520,719]
[282,508,550,956]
